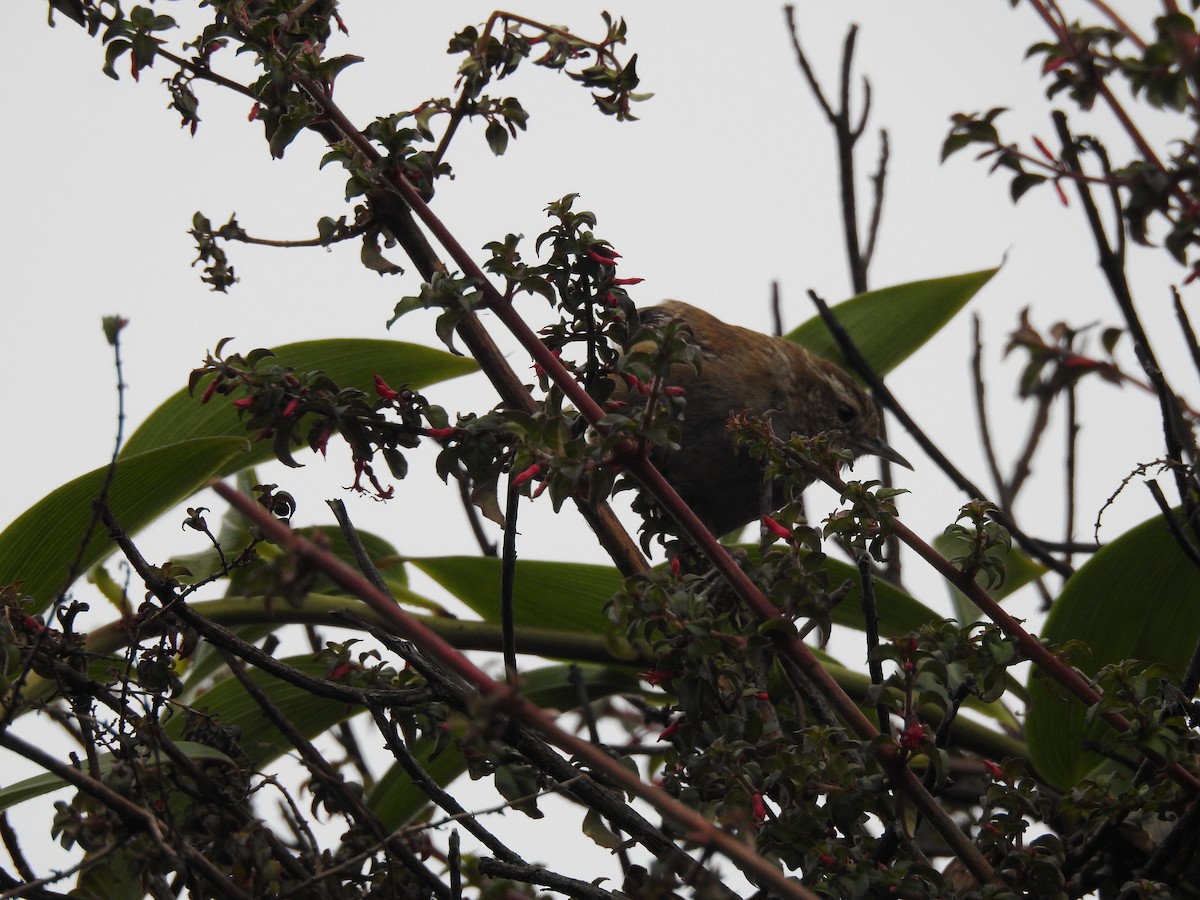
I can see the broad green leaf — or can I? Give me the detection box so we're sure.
[1026,511,1200,788]
[785,269,997,376]
[821,557,943,636]
[164,655,356,768]
[408,554,941,639]
[407,556,622,634]
[367,663,638,829]
[0,437,250,611]
[931,530,1048,625]
[120,338,477,471]
[0,742,236,812]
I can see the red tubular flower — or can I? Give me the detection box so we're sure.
[761,515,792,541]
[611,277,644,285]
[512,463,542,487]
[658,719,682,741]
[232,396,254,409]
[373,374,399,400]
[751,792,767,821]
[587,248,620,266]
[1061,354,1100,370]
[199,377,222,405]
[282,399,301,419]
[424,427,455,440]
[900,721,925,752]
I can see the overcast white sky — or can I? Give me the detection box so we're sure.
[2,0,1194,888]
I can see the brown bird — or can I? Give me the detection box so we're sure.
[633,300,911,536]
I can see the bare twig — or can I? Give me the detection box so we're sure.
[501,474,520,689]
[807,289,1075,579]
[857,554,890,737]
[972,315,1009,506]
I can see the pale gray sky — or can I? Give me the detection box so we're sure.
[1,0,1190,888]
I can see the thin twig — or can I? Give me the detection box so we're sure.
[477,859,621,900]
[807,290,1074,579]
[1144,480,1200,569]
[327,498,394,598]
[457,466,498,556]
[367,702,524,864]
[1065,373,1080,572]
[972,315,1009,506]
[1173,286,1200,386]
[857,554,890,737]
[1005,390,1054,503]
[501,475,520,689]
[568,665,633,875]
[862,129,889,271]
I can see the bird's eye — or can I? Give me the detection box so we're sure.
[836,402,857,424]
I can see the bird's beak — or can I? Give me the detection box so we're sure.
[859,437,913,472]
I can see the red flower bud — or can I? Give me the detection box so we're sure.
[587,249,620,266]
[751,792,767,821]
[199,377,222,405]
[663,385,685,397]
[761,515,792,541]
[1062,354,1099,370]
[513,463,543,487]
[424,427,456,440]
[232,397,254,409]
[1032,135,1056,163]
[658,719,682,741]
[900,721,925,751]
[282,399,301,419]
[982,760,1005,781]
[612,277,644,286]
[669,556,681,577]
[373,374,399,400]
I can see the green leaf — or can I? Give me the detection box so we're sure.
[408,554,941,639]
[407,556,622,634]
[1026,510,1200,788]
[121,339,477,471]
[785,269,998,376]
[367,663,637,828]
[484,120,509,155]
[821,557,943,636]
[165,655,356,768]
[0,742,235,812]
[931,531,1048,624]
[0,437,250,611]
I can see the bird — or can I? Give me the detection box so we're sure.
[627,300,912,536]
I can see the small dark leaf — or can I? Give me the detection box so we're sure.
[484,120,509,156]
